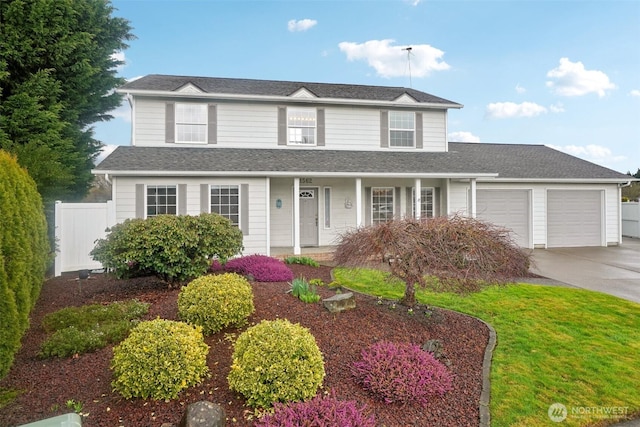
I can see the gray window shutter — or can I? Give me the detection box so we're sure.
[406,187,413,217]
[434,187,441,217]
[200,184,209,213]
[166,103,175,143]
[240,184,249,235]
[395,187,401,219]
[208,104,217,144]
[365,187,371,226]
[380,111,389,148]
[317,108,325,146]
[135,184,145,218]
[178,184,187,215]
[415,112,423,149]
[277,107,287,146]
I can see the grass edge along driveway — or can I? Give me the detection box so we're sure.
[333,268,640,427]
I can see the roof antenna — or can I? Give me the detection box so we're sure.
[403,46,413,88]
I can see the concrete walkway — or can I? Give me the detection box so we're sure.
[524,237,640,304]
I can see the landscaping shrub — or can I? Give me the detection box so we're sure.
[0,150,50,379]
[212,254,294,282]
[290,277,321,303]
[283,256,320,267]
[91,213,243,284]
[352,341,453,405]
[111,319,209,400]
[41,300,149,333]
[228,319,325,408]
[178,273,254,335]
[254,393,376,427]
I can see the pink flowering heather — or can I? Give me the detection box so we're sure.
[352,341,453,406]
[254,393,375,427]
[210,255,294,282]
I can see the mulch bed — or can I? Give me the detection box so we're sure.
[0,265,488,427]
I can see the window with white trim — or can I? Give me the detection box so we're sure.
[211,185,239,226]
[372,187,394,224]
[288,107,316,145]
[389,111,415,147]
[147,185,177,217]
[412,187,434,218]
[176,103,207,143]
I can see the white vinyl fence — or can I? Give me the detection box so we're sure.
[622,202,640,238]
[54,201,116,276]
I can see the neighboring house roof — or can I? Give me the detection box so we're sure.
[119,74,462,107]
[93,143,631,182]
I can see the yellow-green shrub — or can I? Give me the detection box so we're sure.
[227,319,325,408]
[178,273,254,335]
[111,319,209,400]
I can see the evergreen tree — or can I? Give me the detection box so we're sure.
[0,0,134,201]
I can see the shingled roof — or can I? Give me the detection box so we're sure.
[94,143,631,182]
[119,74,462,106]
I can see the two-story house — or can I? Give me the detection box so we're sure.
[94,74,632,255]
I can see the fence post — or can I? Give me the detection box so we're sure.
[54,201,62,277]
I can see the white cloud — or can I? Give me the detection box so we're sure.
[547,144,627,166]
[94,144,118,165]
[546,57,616,97]
[630,89,640,97]
[110,51,127,72]
[448,131,481,143]
[288,19,317,32]
[485,101,547,119]
[549,102,565,113]
[515,84,526,94]
[108,99,131,122]
[338,39,450,78]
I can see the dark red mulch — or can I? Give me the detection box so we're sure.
[0,265,488,427]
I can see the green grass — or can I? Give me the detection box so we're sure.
[334,268,640,426]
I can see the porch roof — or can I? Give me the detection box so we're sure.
[93,143,631,182]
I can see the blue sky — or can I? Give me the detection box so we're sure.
[96,0,640,174]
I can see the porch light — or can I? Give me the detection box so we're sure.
[345,198,352,209]
[276,199,283,209]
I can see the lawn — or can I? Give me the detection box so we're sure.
[333,268,640,427]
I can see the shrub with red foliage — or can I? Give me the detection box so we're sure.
[211,255,294,282]
[351,341,453,406]
[254,393,376,427]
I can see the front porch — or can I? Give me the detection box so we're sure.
[270,246,337,263]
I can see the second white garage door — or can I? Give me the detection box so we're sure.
[477,189,530,247]
[547,190,602,247]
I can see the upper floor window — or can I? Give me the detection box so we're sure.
[211,185,240,226]
[389,111,415,147]
[412,187,434,218]
[176,103,207,143]
[147,185,177,217]
[372,187,394,224]
[288,107,316,145]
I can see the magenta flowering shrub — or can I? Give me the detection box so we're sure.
[254,393,375,427]
[352,341,453,406]
[211,255,294,282]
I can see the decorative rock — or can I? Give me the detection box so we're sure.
[178,401,226,427]
[323,292,356,313]
[422,339,443,358]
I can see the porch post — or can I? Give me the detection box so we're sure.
[293,177,301,254]
[355,178,362,227]
[265,177,271,256]
[470,178,477,218]
[414,178,421,219]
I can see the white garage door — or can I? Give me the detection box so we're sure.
[477,189,530,247]
[547,190,602,247]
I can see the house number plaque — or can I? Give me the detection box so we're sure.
[301,178,313,184]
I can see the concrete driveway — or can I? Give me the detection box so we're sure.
[526,237,640,304]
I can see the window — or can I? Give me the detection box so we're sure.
[389,111,415,147]
[372,187,394,224]
[324,187,331,228]
[211,185,239,226]
[412,187,434,218]
[176,103,207,143]
[288,107,316,145]
[147,185,177,217]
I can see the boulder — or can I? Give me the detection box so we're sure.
[178,401,225,427]
[323,292,356,313]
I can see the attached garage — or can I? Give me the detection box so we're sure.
[477,189,531,247]
[547,190,603,247]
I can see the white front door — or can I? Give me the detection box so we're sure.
[299,188,318,247]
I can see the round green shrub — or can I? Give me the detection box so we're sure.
[0,150,50,380]
[178,273,255,335]
[111,319,209,400]
[227,319,325,408]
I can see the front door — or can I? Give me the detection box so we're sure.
[299,188,318,247]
